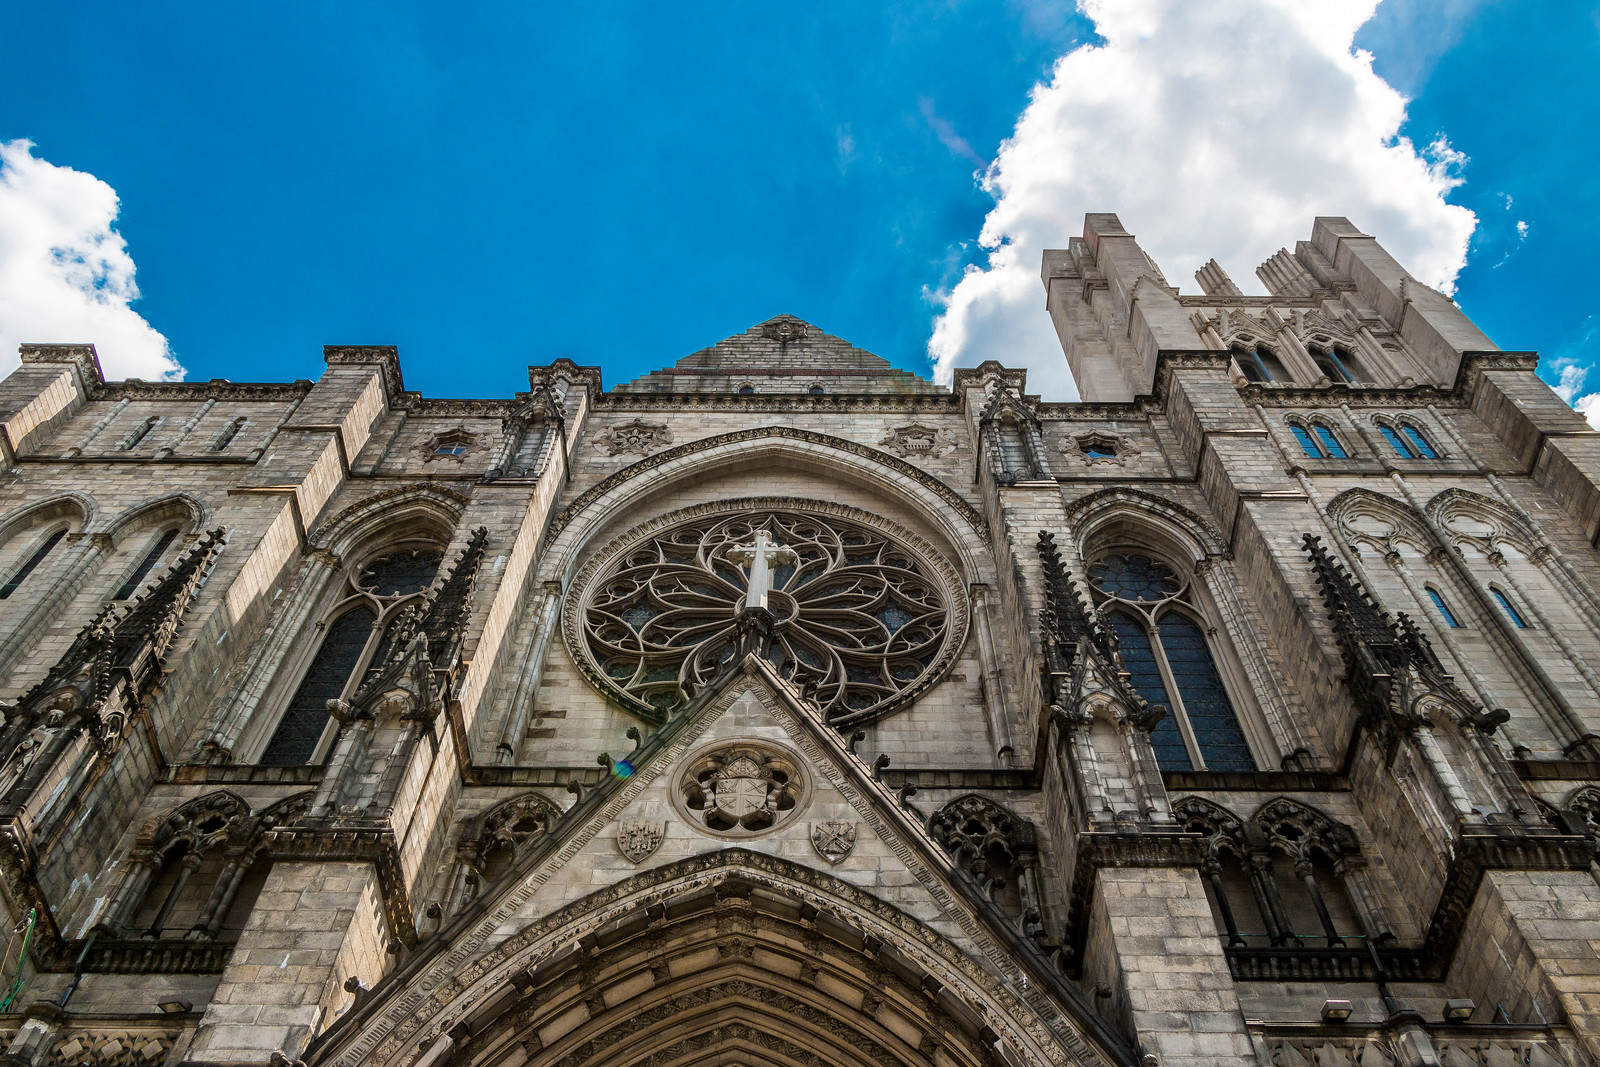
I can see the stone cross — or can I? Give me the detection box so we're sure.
[727,531,798,613]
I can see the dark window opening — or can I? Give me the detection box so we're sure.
[1492,588,1528,628]
[0,529,67,600]
[260,605,377,765]
[1427,587,1460,628]
[113,528,180,600]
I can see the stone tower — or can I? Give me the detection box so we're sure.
[0,217,1595,1067]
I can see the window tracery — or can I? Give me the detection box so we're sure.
[258,547,443,765]
[928,794,1037,922]
[568,505,963,727]
[1087,553,1254,772]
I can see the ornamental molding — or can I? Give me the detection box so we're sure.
[549,426,987,541]
[1062,486,1228,557]
[877,423,960,460]
[594,418,673,457]
[1059,428,1140,467]
[305,484,469,550]
[417,428,482,464]
[561,497,970,727]
[91,381,315,402]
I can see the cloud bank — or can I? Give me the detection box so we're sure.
[929,0,1477,400]
[0,140,180,381]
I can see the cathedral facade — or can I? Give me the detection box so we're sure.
[0,213,1597,1067]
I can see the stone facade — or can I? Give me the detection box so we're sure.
[0,223,1596,1067]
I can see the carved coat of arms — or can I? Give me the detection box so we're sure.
[879,424,958,460]
[596,419,672,457]
[811,820,857,864]
[617,817,665,863]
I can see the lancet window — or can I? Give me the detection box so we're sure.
[1087,552,1255,772]
[112,527,180,601]
[1289,420,1348,460]
[258,547,443,765]
[1377,419,1440,459]
[1234,345,1288,384]
[0,529,67,600]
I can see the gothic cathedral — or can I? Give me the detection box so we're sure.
[0,214,1597,1067]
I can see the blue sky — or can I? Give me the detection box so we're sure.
[0,1,1596,405]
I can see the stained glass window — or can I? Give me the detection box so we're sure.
[1091,553,1256,772]
[1108,611,1191,771]
[1158,613,1254,772]
[1426,587,1459,628]
[1492,588,1527,628]
[1313,424,1347,459]
[1379,425,1413,458]
[113,528,180,601]
[1290,425,1321,458]
[1401,424,1438,458]
[0,529,67,600]
[260,605,377,765]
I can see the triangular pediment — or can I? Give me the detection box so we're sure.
[310,660,1131,1067]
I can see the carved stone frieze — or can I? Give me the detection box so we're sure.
[877,423,959,459]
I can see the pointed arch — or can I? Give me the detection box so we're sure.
[138,790,253,850]
[538,427,989,587]
[1062,486,1226,563]
[1250,797,1360,862]
[1170,796,1247,858]
[308,850,1128,1067]
[1326,486,1430,554]
[1426,487,1538,554]
[0,493,94,545]
[306,483,468,558]
[102,493,208,543]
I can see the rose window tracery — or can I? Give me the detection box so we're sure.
[567,504,963,726]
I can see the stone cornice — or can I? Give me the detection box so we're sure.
[592,392,961,413]
[88,380,315,402]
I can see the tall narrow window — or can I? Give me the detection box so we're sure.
[0,529,67,600]
[1401,424,1438,458]
[1312,424,1347,459]
[997,421,1032,477]
[1089,553,1256,773]
[260,606,377,765]
[113,528,180,600]
[1492,588,1528,628]
[1379,425,1414,458]
[1426,587,1460,628]
[1290,424,1322,458]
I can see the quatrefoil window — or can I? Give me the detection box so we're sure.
[568,505,963,726]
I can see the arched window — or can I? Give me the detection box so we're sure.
[1401,423,1438,458]
[1088,553,1255,772]
[113,528,180,600]
[807,384,825,396]
[258,547,443,765]
[1290,424,1321,458]
[1378,424,1412,457]
[1426,586,1460,628]
[1310,346,1364,383]
[1491,587,1528,628]
[1312,424,1347,459]
[1235,346,1287,383]
[0,529,67,600]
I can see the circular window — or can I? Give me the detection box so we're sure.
[674,741,808,838]
[564,502,966,726]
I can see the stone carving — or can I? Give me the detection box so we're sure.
[420,428,478,463]
[596,418,672,457]
[678,743,805,836]
[811,820,856,863]
[761,318,808,343]
[616,817,665,863]
[878,424,958,460]
[1063,429,1140,466]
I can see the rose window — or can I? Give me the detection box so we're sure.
[567,505,963,726]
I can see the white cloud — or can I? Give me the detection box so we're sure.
[1550,323,1600,430]
[928,0,1478,400]
[0,140,180,381]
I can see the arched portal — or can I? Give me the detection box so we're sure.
[318,852,1124,1067]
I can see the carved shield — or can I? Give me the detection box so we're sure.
[811,820,857,864]
[617,818,665,863]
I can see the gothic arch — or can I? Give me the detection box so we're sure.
[537,427,990,588]
[1326,487,1431,555]
[138,790,253,850]
[448,791,566,908]
[0,493,93,546]
[101,493,207,543]
[1063,487,1225,563]
[1171,796,1247,859]
[306,484,469,558]
[1425,488,1538,555]
[1250,797,1360,863]
[312,851,1127,1067]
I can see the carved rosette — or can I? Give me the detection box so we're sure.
[676,741,808,838]
[596,419,673,457]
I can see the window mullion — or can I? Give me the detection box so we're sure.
[1148,613,1206,771]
